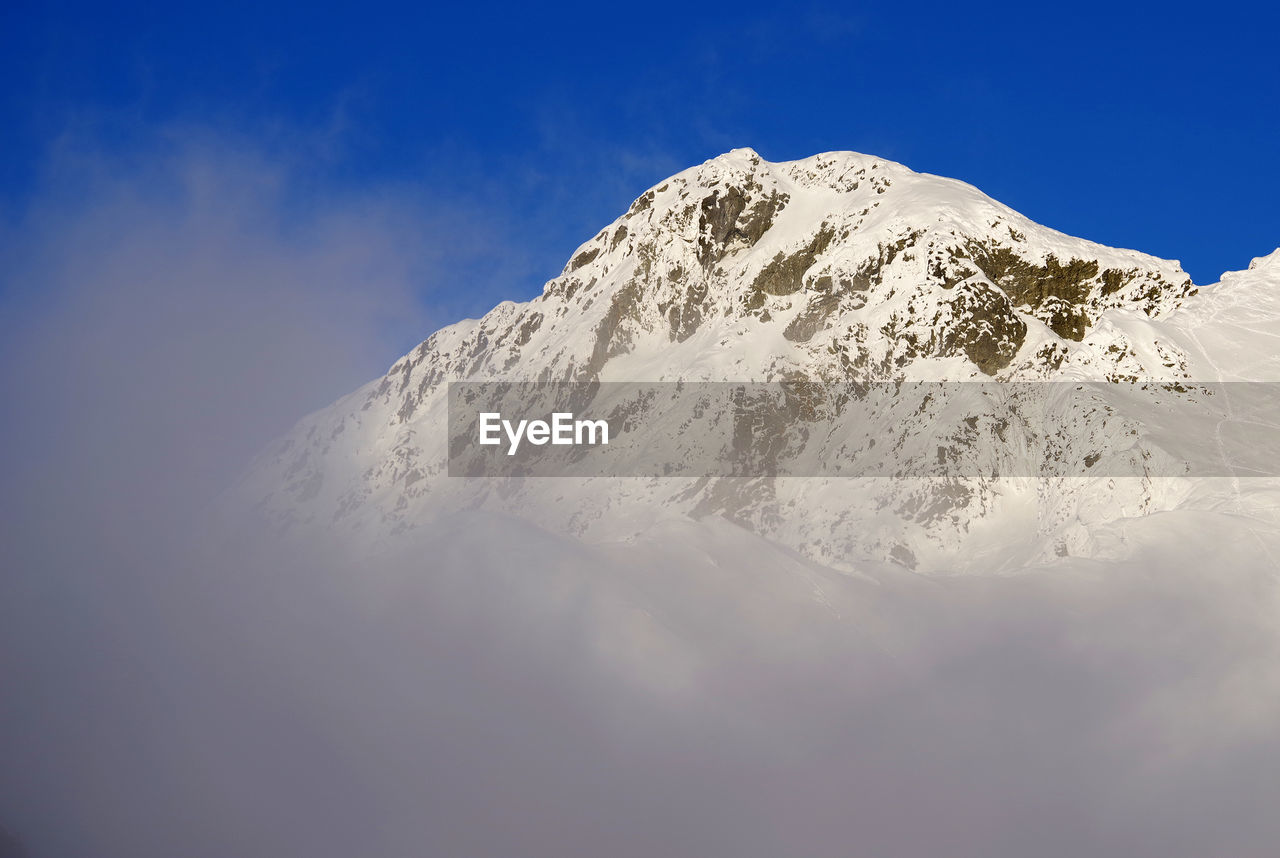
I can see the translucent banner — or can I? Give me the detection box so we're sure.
[447,381,1280,478]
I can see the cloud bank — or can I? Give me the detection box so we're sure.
[2,127,1279,858]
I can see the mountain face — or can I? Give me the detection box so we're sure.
[238,149,1280,571]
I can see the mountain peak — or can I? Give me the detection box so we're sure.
[717,146,763,162]
[239,150,1270,571]
[547,149,1194,378]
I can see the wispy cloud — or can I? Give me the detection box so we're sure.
[0,125,443,519]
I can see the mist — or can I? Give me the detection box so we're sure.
[2,130,1280,858]
[0,126,432,856]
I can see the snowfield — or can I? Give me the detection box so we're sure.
[207,150,1280,855]
[239,148,1280,575]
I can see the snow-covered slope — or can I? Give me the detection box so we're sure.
[237,149,1280,572]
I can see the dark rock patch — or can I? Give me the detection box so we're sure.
[748,224,837,306]
[942,283,1028,374]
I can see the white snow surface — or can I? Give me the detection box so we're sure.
[236,148,1280,574]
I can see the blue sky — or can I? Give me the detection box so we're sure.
[4,0,1278,326]
[3,10,1280,855]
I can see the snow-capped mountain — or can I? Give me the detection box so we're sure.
[238,149,1280,571]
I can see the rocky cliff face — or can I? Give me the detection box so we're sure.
[237,149,1280,572]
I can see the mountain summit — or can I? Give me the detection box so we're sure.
[239,150,1280,571]
[388,148,1199,390]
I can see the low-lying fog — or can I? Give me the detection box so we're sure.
[2,131,1278,858]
